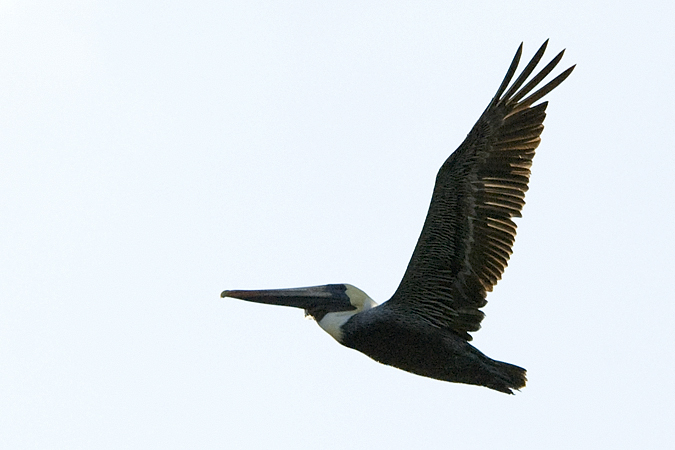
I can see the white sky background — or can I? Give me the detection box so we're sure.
[1,1,674,448]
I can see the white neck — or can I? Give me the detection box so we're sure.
[318,310,360,342]
[318,285,377,342]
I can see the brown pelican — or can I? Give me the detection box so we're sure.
[222,41,574,394]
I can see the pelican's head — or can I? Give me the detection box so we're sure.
[222,283,377,342]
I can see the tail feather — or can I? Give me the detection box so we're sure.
[486,359,527,394]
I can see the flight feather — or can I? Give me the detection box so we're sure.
[385,41,574,340]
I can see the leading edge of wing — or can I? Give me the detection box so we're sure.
[384,41,574,340]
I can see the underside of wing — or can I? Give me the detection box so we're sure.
[385,41,574,340]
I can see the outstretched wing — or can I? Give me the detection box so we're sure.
[384,41,574,340]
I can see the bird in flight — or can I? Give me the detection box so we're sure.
[223,41,574,394]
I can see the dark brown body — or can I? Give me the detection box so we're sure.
[341,307,526,394]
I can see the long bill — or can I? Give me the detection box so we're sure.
[221,284,356,314]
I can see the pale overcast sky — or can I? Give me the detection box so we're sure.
[1,1,674,449]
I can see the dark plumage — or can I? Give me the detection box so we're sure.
[223,41,574,394]
[387,41,573,341]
